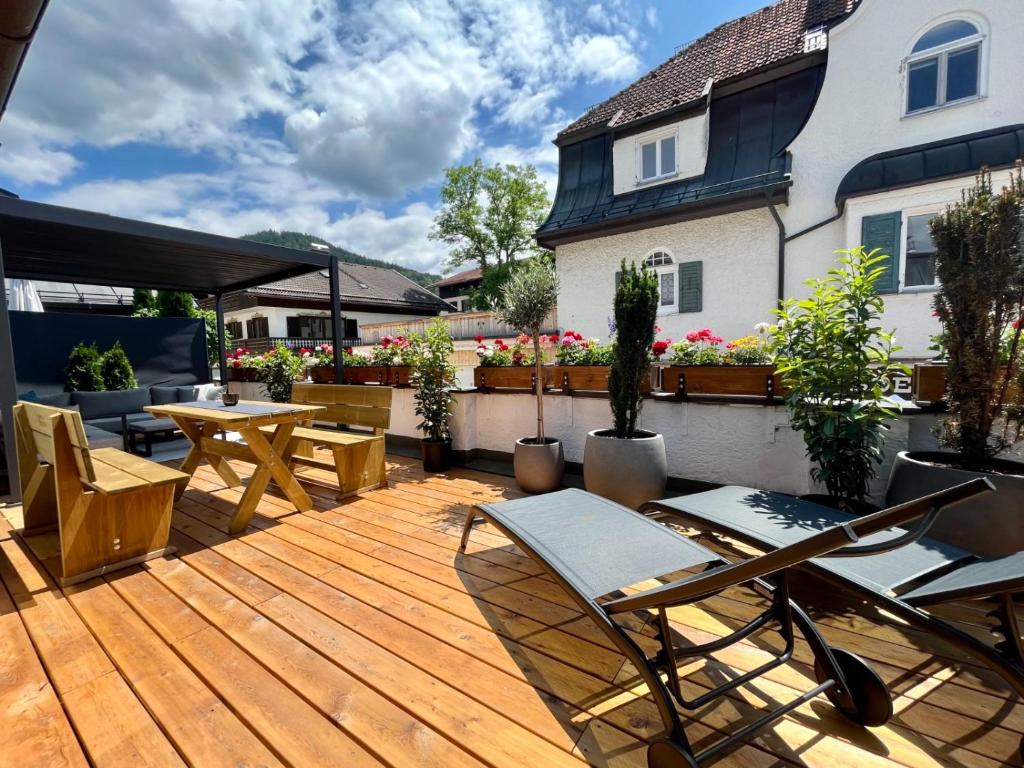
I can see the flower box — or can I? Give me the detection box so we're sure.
[551,365,654,395]
[661,365,786,402]
[343,365,412,386]
[309,365,335,384]
[474,366,550,391]
[227,366,261,382]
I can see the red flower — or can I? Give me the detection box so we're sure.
[474,334,484,343]
[548,334,560,343]
[343,347,352,354]
[685,331,699,343]
[380,335,393,348]
[651,340,670,357]
[233,360,242,368]
[1015,318,1024,331]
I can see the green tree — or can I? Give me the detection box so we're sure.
[408,320,457,442]
[155,291,195,317]
[132,288,156,313]
[430,160,551,308]
[64,342,104,392]
[608,260,659,439]
[100,341,138,391]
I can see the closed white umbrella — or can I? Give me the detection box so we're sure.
[8,279,43,312]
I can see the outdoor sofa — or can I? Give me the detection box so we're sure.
[460,480,991,768]
[640,486,1024,716]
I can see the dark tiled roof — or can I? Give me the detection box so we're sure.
[247,262,452,312]
[560,0,855,139]
[430,267,482,288]
[836,125,1024,203]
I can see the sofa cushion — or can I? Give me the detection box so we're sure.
[17,390,40,403]
[84,412,154,435]
[193,383,226,401]
[71,388,152,420]
[83,424,123,450]
[176,385,200,402]
[38,392,72,407]
[151,386,179,405]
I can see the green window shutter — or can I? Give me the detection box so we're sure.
[614,271,622,290]
[861,212,902,294]
[678,260,702,313]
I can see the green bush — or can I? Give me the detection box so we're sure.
[409,319,457,442]
[258,344,303,403]
[156,291,195,317]
[194,308,233,367]
[608,260,658,439]
[100,341,138,390]
[773,247,907,503]
[132,288,156,313]
[64,342,104,392]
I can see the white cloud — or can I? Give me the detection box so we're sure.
[568,34,641,82]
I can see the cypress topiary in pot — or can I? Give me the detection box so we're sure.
[887,166,1024,555]
[493,258,563,492]
[583,259,667,509]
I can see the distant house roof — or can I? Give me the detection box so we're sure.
[430,267,482,289]
[3,280,134,308]
[243,262,453,313]
[559,0,855,141]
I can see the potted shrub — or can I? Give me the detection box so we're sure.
[64,341,104,392]
[410,319,457,472]
[492,259,563,493]
[258,344,303,403]
[888,167,1024,555]
[662,324,783,401]
[773,247,907,512]
[583,260,667,509]
[100,341,138,391]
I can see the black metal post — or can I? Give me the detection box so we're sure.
[0,237,21,501]
[328,251,343,381]
[215,292,228,386]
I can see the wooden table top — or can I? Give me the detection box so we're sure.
[145,400,324,427]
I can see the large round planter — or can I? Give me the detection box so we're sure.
[514,438,564,493]
[421,438,452,473]
[886,450,1024,557]
[583,429,667,509]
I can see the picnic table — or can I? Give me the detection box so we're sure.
[145,400,325,533]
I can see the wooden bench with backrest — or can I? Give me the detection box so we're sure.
[13,401,187,586]
[258,383,391,499]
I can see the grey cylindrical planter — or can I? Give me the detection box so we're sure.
[583,429,667,509]
[514,438,564,493]
[886,450,1024,557]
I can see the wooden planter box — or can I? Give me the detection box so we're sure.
[474,366,550,391]
[550,365,654,395]
[343,365,412,386]
[913,363,946,402]
[309,365,335,384]
[661,365,786,402]
[226,366,261,382]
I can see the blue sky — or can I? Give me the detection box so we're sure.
[0,0,767,274]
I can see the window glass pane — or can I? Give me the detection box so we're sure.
[660,272,675,307]
[946,45,979,102]
[641,142,657,179]
[907,58,938,112]
[660,137,675,176]
[905,214,937,287]
[912,20,977,53]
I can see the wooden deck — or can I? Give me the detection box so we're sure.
[2,454,1022,768]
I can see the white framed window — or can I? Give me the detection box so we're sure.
[643,250,676,313]
[637,131,677,184]
[905,19,984,115]
[902,211,938,290]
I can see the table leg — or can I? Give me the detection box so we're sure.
[172,417,241,499]
[230,423,310,534]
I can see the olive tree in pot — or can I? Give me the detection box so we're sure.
[493,258,563,492]
[887,166,1024,556]
[410,319,458,472]
[773,247,907,513]
[583,260,666,509]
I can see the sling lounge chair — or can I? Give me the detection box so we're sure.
[640,485,1024,710]
[459,479,992,768]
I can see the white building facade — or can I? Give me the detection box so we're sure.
[540,0,1024,359]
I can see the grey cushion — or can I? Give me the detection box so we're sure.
[84,412,154,435]
[176,385,200,402]
[83,424,123,450]
[71,388,152,420]
[151,386,179,405]
[38,392,72,407]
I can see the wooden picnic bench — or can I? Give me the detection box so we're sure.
[265,383,391,500]
[13,401,186,585]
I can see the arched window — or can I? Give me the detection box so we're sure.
[906,19,983,114]
[643,251,677,312]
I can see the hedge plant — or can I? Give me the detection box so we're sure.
[608,259,658,439]
[64,342,104,392]
[100,341,138,390]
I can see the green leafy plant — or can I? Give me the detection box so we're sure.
[258,343,303,403]
[64,342,105,392]
[931,166,1024,467]
[100,341,137,390]
[409,319,457,442]
[155,291,195,317]
[773,247,907,504]
[608,260,658,439]
[493,258,560,441]
[194,308,233,367]
[132,288,156,313]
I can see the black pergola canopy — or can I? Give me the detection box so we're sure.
[0,195,329,294]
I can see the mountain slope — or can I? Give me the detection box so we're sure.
[242,230,441,288]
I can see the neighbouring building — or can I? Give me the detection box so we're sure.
[3,280,133,314]
[538,0,1024,358]
[211,262,454,351]
[430,267,482,313]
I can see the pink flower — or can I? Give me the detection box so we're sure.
[686,331,699,343]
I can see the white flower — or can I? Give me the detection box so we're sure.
[754,322,772,335]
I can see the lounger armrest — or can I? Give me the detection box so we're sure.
[604,478,993,615]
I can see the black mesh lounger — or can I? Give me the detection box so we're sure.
[459,480,992,768]
[640,485,1024,715]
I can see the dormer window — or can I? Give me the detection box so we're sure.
[906,19,983,115]
[638,131,676,183]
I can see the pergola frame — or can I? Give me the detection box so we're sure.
[0,195,345,501]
